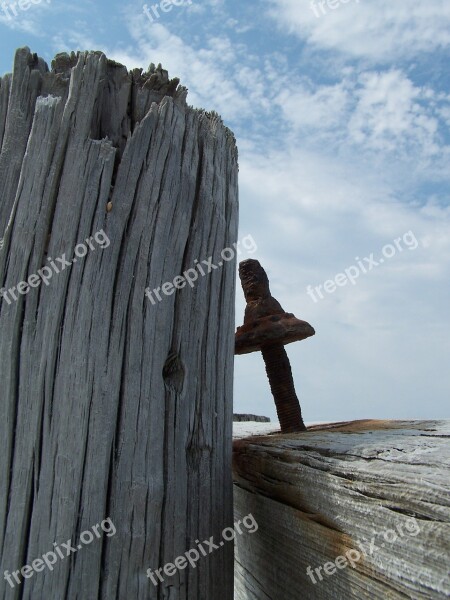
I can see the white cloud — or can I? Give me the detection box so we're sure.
[274,68,450,172]
[276,81,350,130]
[268,0,450,61]
[348,70,440,155]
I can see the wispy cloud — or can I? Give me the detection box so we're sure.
[268,0,450,62]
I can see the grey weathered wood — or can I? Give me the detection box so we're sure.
[0,47,238,600]
[233,420,450,599]
[0,73,11,154]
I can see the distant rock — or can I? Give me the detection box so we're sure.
[233,414,270,423]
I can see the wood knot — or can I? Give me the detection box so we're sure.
[162,351,185,394]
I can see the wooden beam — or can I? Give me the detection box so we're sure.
[234,420,450,599]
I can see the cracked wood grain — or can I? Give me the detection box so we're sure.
[233,419,450,600]
[0,47,238,600]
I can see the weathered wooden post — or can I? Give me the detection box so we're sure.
[0,47,238,599]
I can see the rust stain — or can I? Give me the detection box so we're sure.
[306,419,410,433]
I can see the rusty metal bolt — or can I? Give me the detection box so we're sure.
[235,259,315,433]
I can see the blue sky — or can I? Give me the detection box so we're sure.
[1,0,450,422]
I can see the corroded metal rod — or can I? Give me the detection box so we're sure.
[235,259,315,433]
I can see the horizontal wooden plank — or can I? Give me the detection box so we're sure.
[233,420,450,599]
